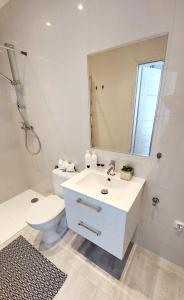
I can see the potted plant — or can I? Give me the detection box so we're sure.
[120,164,134,181]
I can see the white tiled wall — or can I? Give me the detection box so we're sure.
[138,0,184,265]
[0,0,184,266]
[0,51,28,203]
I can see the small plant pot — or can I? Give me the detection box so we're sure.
[120,171,133,181]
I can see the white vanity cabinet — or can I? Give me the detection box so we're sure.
[62,170,145,259]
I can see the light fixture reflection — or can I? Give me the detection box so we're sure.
[78,3,83,10]
[46,21,52,27]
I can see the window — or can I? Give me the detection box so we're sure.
[131,61,164,156]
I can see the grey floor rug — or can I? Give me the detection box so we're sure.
[0,236,67,300]
[78,240,133,279]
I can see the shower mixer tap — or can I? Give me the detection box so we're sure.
[17,103,26,109]
[21,122,33,131]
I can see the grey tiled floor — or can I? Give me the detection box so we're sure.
[1,226,184,300]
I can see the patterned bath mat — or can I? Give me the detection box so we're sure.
[0,236,67,300]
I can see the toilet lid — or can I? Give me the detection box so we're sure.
[26,195,65,225]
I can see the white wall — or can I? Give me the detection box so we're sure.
[138,0,184,266]
[0,0,184,266]
[0,50,28,203]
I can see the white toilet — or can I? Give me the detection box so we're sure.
[26,168,77,245]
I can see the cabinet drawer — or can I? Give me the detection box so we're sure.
[64,188,125,229]
[69,215,125,259]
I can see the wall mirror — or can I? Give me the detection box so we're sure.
[88,34,168,157]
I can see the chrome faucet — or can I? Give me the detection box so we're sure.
[107,160,115,176]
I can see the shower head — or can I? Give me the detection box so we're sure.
[0,43,27,56]
[0,43,27,86]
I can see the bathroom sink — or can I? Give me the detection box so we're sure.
[62,169,145,212]
[76,172,129,200]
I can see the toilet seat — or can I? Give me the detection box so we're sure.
[26,195,65,226]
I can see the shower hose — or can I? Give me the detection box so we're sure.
[17,103,42,155]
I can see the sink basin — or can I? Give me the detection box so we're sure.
[62,168,145,212]
[76,172,129,200]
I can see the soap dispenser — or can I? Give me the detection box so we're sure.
[91,150,97,170]
[85,150,91,169]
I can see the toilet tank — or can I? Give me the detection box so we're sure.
[52,168,77,197]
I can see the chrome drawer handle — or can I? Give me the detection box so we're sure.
[78,221,101,236]
[76,198,102,212]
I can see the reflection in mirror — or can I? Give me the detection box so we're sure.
[88,35,168,157]
[131,60,164,156]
